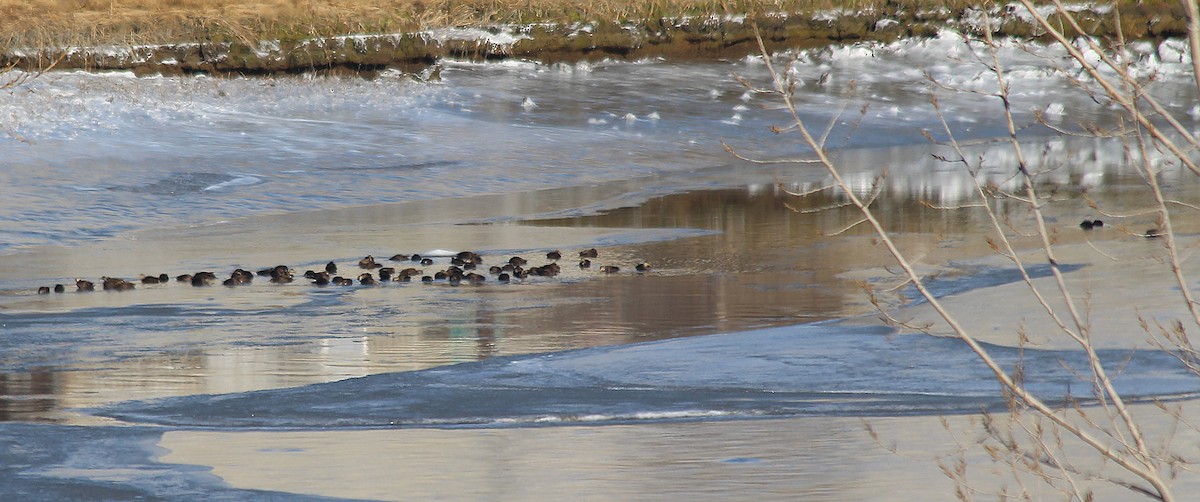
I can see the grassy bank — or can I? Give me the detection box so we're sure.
[1,0,897,47]
[1,0,1188,74]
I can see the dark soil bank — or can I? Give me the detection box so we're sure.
[4,4,1188,76]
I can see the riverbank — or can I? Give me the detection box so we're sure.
[2,1,1186,75]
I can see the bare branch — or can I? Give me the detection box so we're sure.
[919,200,987,211]
[827,216,869,236]
[722,141,822,165]
[776,181,838,198]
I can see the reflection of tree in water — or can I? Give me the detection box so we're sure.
[514,162,1199,348]
[528,183,970,247]
[0,369,59,422]
[519,187,879,341]
[777,135,1200,235]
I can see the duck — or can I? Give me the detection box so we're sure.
[358,273,377,285]
[508,256,528,266]
[102,277,136,291]
[53,284,64,293]
[1145,228,1163,238]
[389,254,409,261]
[599,265,620,274]
[76,279,95,292]
[497,272,511,282]
[176,274,193,283]
[312,273,331,286]
[1079,220,1095,230]
[359,255,382,269]
[420,258,434,266]
[546,250,562,260]
[258,265,291,278]
[635,262,651,272]
[230,269,254,285]
[263,266,293,283]
[378,268,394,281]
[579,248,599,259]
[532,263,561,277]
[191,272,217,287]
[325,261,338,274]
[579,259,591,269]
[37,286,50,294]
[137,273,169,284]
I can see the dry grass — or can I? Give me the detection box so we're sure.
[2,0,1177,53]
[0,0,969,49]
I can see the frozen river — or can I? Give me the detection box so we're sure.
[3,32,1200,499]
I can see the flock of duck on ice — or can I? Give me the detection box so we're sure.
[34,248,652,295]
[31,217,1162,296]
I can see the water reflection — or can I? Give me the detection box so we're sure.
[4,133,1200,422]
[0,369,59,421]
[814,135,1195,206]
[0,183,873,421]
